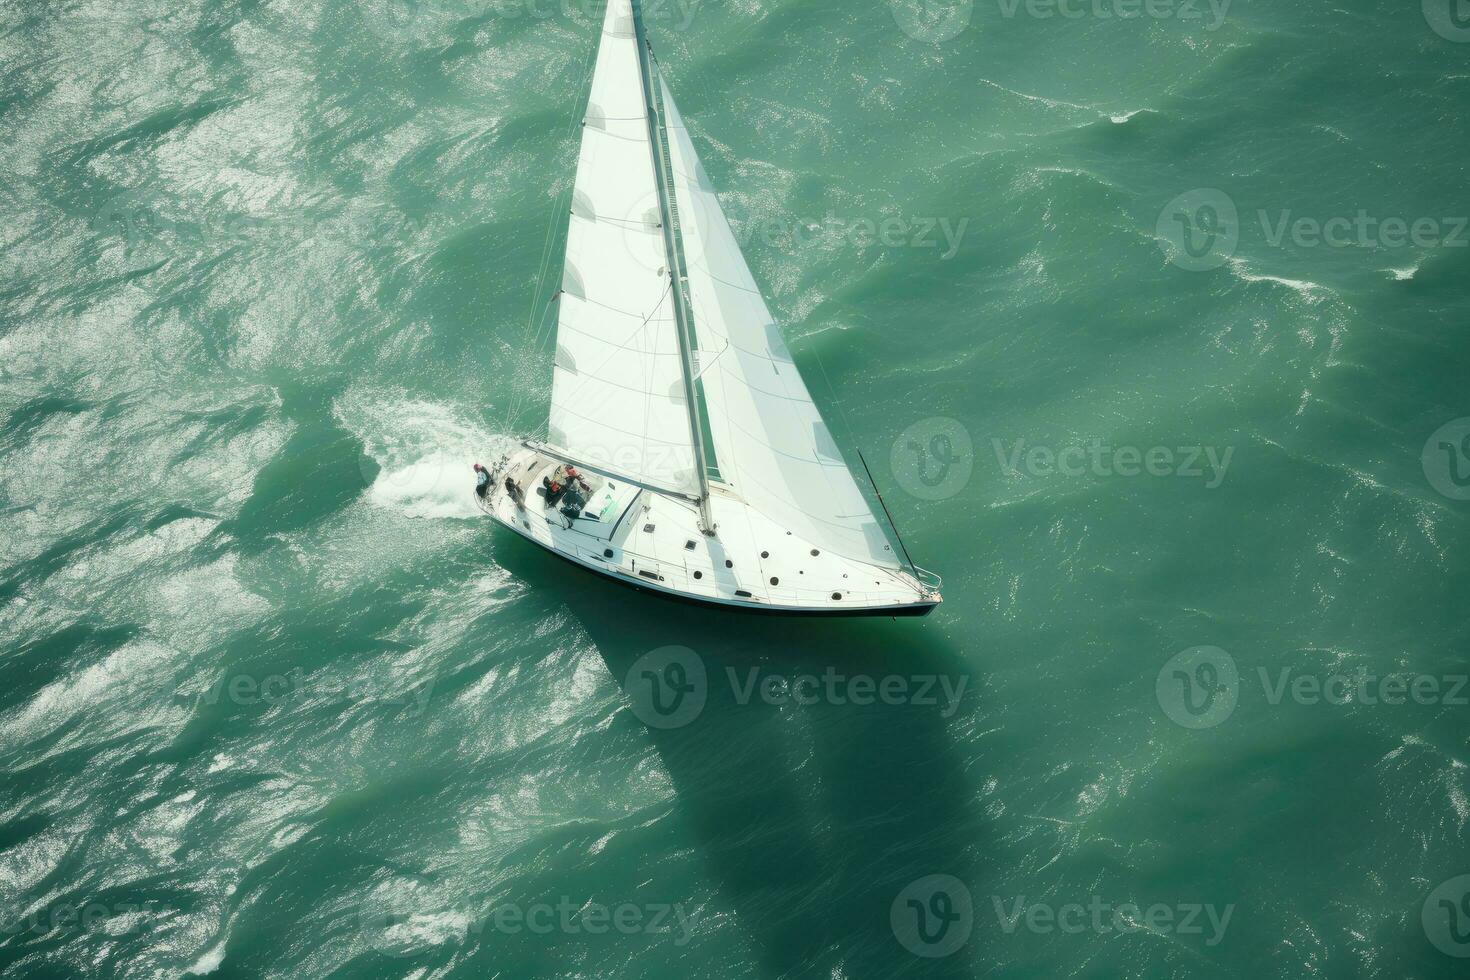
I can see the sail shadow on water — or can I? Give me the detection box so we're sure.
[487,535,990,979]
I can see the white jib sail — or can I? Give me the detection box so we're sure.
[547,0,700,498]
[658,75,902,570]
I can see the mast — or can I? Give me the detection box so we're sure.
[630,0,717,535]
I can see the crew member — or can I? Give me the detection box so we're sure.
[564,465,592,495]
[543,475,566,508]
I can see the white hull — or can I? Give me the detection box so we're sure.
[479,447,941,617]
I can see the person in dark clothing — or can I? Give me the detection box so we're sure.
[473,463,490,499]
[543,475,566,508]
[504,475,524,509]
[559,486,587,520]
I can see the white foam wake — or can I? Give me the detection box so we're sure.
[334,388,514,521]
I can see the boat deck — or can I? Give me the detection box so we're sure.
[481,448,940,616]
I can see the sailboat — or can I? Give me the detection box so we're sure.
[479,0,942,617]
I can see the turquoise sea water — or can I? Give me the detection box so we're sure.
[3,0,1469,977]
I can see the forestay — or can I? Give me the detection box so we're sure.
[658,77,902,570]
[547,0,700,498]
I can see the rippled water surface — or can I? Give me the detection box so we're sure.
[2,1,1469,977]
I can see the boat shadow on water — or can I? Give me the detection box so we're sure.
[492,532,992,979]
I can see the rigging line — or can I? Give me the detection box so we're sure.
[516,0,620,424]
[505,297,563,433]
[505,255,562,432]
[580,127,655,145]
[547,399,688,445]
[857,449,920,581]
[528,36,601,334]
[805,333,909,561]
[639,28,712,517]
[505,0,602,426]
[573,211,663,231]
[549,278,674,414]
[507,192,580,435]
[556,314,682,349]
[504,2,606,435]
[563,288,677,324]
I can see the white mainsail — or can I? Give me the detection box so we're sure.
[658,78,902,570]
[547,0,700,498]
